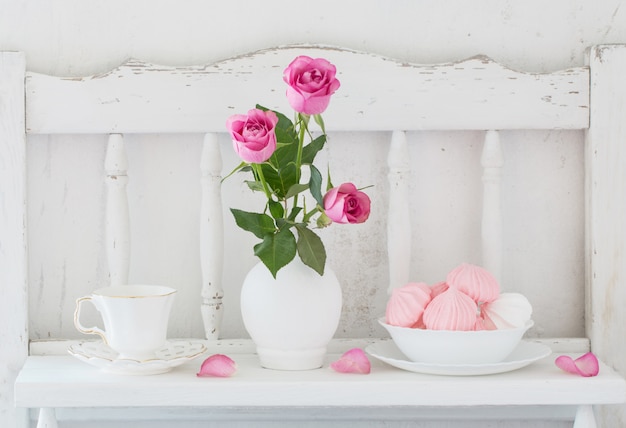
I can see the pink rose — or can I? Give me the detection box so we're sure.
[226,109,279,163]
[323,183,371,224]
[283,56,340,115]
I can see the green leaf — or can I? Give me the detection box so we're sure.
[287,206,302,221]
[301,134,326,165]
[275,217,289,230]
[272,134,299,164]
[274,121,298,147]
[308,164,323,206]
[273,109,298,138]
[326,164,334,191]
[313,114,326,134]
[264,127,299,195]
[268,199,284,220]
[254,228,297,278]
[298,112,311,128]
[221,161,249,183]
[261,161,297,199]
[295,225,326,275]
[245,180,265,192]
[230,209,275,239]
[285,183,309,199]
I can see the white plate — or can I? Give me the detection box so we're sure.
[68,340,207,375]
[366,340,552,376]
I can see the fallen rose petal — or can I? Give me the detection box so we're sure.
[555,355,579,374]
[197,354,237,377]
[330,348,371,374]
[555,352,599,377]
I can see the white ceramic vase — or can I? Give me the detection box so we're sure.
[240,258,342,370]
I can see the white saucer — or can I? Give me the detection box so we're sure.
[366,340,552,376]
[68,340,207,375]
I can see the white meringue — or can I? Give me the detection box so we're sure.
[481,292,533,329]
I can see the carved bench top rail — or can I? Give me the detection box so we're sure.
[25,45,589,134]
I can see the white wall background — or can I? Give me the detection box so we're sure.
[2,1,625,427]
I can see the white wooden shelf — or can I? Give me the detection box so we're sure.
[15,339,626,427]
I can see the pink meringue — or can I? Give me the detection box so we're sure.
[411,317,427,329]
[446,263,500,303]
[330,348,371,374]
[481,293,533,329]
[422,287,478,331]
[473,315,491,331]
[430,281,449,298]
[196,354,237,378]
[385,282,432,327]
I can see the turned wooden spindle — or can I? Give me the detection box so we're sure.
[481,130,504,283]
[387,130,412,294]
[200,133,224,339]
[104,134,130,287]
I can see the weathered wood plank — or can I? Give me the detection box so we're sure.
[25,46,590,134]
[585,44,626,426]
[0,51,29,427]
[15,349,626,409]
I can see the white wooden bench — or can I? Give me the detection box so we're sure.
[2,44,626,427]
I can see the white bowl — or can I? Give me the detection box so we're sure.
[378,318,534,365]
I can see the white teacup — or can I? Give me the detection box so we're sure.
[74,285,177,360]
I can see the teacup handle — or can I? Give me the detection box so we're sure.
[74,296,108,344]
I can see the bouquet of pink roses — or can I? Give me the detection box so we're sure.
[225,55,371,278]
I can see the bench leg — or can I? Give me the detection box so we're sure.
[36,408,58,428]
[573,405,596,428]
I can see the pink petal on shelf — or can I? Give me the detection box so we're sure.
[555,352,599,377]
[196,354,237,377]
[330,348,371,374]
